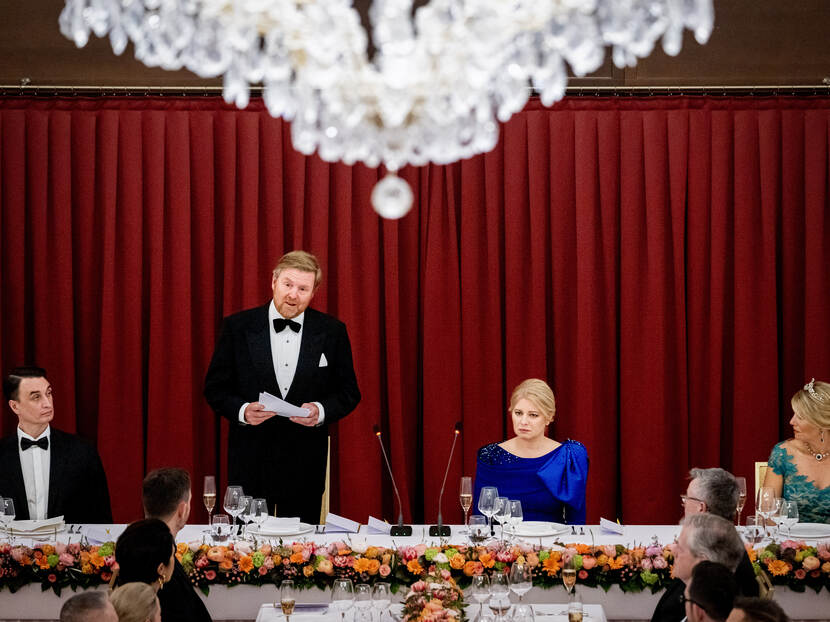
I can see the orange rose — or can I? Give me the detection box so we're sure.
[37,558,51,570]
[367,559,381,575]
[766,560,791,576]
[239,556,254,573]
[450,554,466,570]
[745,546,757,563]
[526,552,540,568]
[272,554,283,566]
[177,543,188,556]
[542,557,561,576]
[354,558,371,573]
[290,552,305,564]
[337,548,352,556]
[80,563,93,574]
[596,554,608,566]
[207,547,226,562]
[406,559,423,575]
[89,553,105,569]
[479,553,495,569]
[41,545,56,556]
[608,557,625,570]
[292,543,304,553]
[463,561,483,576]
[219,559,234,571]
[365,547,379,559]
[303,564,315,577]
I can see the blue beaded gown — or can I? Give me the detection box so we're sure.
[473,440,589,524]
[768,442,830,524]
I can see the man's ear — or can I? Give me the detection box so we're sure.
[8,399,19,415]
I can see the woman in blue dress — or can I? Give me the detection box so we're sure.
[763,378,830,524]
[473,378,588,524]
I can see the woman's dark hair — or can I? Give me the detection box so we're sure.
[115,518,175,585]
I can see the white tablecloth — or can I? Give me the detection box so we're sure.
[1,524,828,620]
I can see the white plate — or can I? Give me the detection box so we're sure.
[248,522,315,537]
[781,523,830,539]
[513,521,570,538]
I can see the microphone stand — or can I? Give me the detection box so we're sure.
[429,422,462,537]
[374,426,412,537]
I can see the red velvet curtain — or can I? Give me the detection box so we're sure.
[1,96,829,525]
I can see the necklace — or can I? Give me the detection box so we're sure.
[804,442,830,462]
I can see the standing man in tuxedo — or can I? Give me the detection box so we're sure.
[204,250,360,524]
[0,366,112,523]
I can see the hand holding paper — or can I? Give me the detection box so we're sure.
[258,392,311,418]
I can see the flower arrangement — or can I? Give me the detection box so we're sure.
[0,541,116,595]
[401,569,465,621]
[752,539,830,593]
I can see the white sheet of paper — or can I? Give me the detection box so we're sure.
[325,512,360,533]
[258,392,311,418]
[367,516,391,534]
[600,517,625,534]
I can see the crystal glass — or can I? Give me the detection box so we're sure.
[279,580,295,621]
[372,583,391,620]
[478,486,498,536]
[743,515,763,545]
[513,603,535,622]
[211,514,230,543]
[562,558,577,594]
[568,592,584,622]
[203,475,216,523]
[331,578,355,622]
[756,486,776,537]
[494,496,510,542]
[769,497,784,535]
[223,486,244,539]
[509,500,523,538]
[509,561,532,602]
[469,515,489,543]
[779,500,799,535]
[735,476,747,525]
[354,583,372,610]
[0,498,14,528]
[239,495,253,538]
[470,573,491,621]
[459,476,473,528]
[251,498,269,533]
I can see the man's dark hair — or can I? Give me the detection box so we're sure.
[3,366,47,401]
[142,468,191,519]
[688,560,737,621]
[59,591,110,621]
[115,518,175,585]
[731,597,790,622]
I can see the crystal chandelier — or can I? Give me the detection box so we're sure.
[59,0,714,218]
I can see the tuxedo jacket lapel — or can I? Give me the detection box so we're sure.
[246,305,280,395]
[47,430,69,518]
[290,309,325,401]
[0,435,29,520]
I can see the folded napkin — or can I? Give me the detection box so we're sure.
[4,516,65,535]
[325,512,360,533]
[600,517,624,534]
[259,517,301,531]
[367,516,391,534]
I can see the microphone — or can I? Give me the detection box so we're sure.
[374,425,412,537]
[429,421,462,537]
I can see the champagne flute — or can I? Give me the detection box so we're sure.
[494,496,510,543]
[223,486,244,540]
[735,477,747,526]
[755,486,776,538]
[203,476,216,525]
[279,580,295,621]
[509,561,532,603]
[331,578,355,622]
[568,591,583,622]
[478,486,498,536]
[238,495,253,539]
[562,558,577,594]
[459,476,473,529]
[470,573,491,621]
[372,583,391,621]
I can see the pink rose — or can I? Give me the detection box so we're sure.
[578,569,588,580]
[414,544,427,557]
[54,543,67,555]
[67,543,81,555]
[645,545,663,557]
[100,571,112,582]
[780,540,803,551]
[58,552,75,567]
[10,548,27,563]
[795,569,806,580]
[602,545,616,558]
[495,550,514,563]
[803,556,820,571]
[581,556,597,570]
[640,558,653,571]
[817,543,830,561]
[379,564,391,577]
[412,580,426,592]
[205,570,217,581]
[48,574,57,583]
[259,566,268,575]
[653,556,668,570]
[264,556,275,570]
[440,569,451,580]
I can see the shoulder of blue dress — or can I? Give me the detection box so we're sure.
[477,443,521,466]
[561,439,588,455]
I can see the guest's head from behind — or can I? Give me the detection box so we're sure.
[143,467,192,536]
[59,590,118,622]
[789,378,830,452]
[111,581,162,622]
[271,250,321,319]
[673,513,745,583]
[684,467,739,520]
[683,560,737,622]
[3,366,52,436]
[115,518,175,590]
[726,597,790,622]
[509,378,556,441]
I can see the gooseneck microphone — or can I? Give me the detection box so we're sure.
[374,425,412,536]
[429,421,462,537]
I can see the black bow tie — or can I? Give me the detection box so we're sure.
[273,318,301,334]
[21,437,49,451]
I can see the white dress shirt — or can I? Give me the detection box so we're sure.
[16,426,51,520]
[237,301,325,424]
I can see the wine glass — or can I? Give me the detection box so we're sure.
[478,486,498,536]
[203,476,216,525]
[494,496,510,542]
[469,515,489,543]
[735,477,747,526]
[562,558,577,594]
[1,498,16,525]
[279,580,295,621]
[779,500,799,536]
[755,486,776,537]
[489,573,510,621]
[372,583,391,621]
[770,497,784,535]
[509,561,532,603]
[211,514,230,543]
[470,573,491,620]
[223,486,244,539]
[251,498,268,534]
[354,583,372,613]
[238,495,253,539]
[509,500,523,539]
[459,476,473,529]
[331,578,355,622]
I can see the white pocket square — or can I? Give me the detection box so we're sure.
[319,353,328,367]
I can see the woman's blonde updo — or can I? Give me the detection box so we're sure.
[110,582,160,622]
[509,378,556,425]
[791,379,830,430]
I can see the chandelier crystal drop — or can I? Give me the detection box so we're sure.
[59,0,714,218]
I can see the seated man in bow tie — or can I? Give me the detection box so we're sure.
[0,366,112,523]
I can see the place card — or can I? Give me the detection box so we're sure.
[366,516,391,534]
[600,517,624,534]
[325,512,360,533]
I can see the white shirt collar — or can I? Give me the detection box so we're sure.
[269,300,305,326]
[17,425,51,442]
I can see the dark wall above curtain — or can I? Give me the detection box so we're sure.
[1,95,829,525]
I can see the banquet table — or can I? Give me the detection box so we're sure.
[1,524,828,621]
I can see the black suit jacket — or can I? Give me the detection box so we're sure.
[0,428,112,523]
[158,558,212,622]
[204,304,360,520]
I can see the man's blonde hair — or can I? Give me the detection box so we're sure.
[273,250,322,288]
[509,378,556,425]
